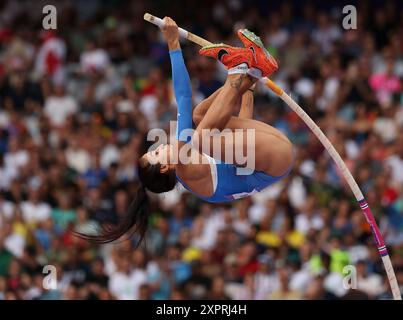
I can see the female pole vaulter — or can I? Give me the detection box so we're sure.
[81,17,294,244]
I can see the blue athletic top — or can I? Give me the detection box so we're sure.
[176,154,292,203]
[169,49,292,203]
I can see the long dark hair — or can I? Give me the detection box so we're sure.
[76,159,177,246]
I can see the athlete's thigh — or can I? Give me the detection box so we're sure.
[198,117,293,176]
[224,117,293,175]
[225,116,291,144]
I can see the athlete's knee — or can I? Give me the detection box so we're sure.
[192,110,203,126]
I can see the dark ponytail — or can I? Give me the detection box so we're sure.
[75,159,176,246]
[75,184,150,246]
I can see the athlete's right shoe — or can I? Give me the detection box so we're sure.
[199,43,253,71]
[237,29,278,78]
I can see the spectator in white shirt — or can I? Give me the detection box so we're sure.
[295,196,324,235]
[44,85,78,127]
[80,40,110,75]
[386,134,403,186]
[0,154,17,191]
[65,136,91,174]
[0,192,15,227]
[233,200,252,237]
[20,187,51,225]
[253,254,280,300]
[356,260,386,298]
[4,137,29,177]
[108,256,147,300]
[2,221,25,258]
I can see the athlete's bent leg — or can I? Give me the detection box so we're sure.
[192,88,222,126]
[195,73,256,133]
[193,83,255,126]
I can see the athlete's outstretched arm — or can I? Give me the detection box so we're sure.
[170,50,193,143]
[162,17,193,145]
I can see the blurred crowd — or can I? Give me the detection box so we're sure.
[0,0,402,300]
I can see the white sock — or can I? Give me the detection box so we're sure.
[228,63,248,75]
[247,67,263,79]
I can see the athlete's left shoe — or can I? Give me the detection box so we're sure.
[237,29,278,78]
[199,43,253,71]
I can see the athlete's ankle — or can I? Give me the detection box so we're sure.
[228,63,248,75]
[240,75,257,92]
[226,73,245,91]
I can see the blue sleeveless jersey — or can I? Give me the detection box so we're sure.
[176,157,292,203]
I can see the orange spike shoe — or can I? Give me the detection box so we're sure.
[237,29,278,78]
[199,43,253,72]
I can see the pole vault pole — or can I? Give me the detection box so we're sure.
[143,13,401,300]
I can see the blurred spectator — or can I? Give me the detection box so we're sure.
[20,187,51,225]
[80,40,110,75]
[44,84,78,127]
[355,260,385,298]
[369,52,401,107]
[34,30,66,85]
[108,255,146,300]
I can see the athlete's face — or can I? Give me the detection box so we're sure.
[143,144,175,172]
